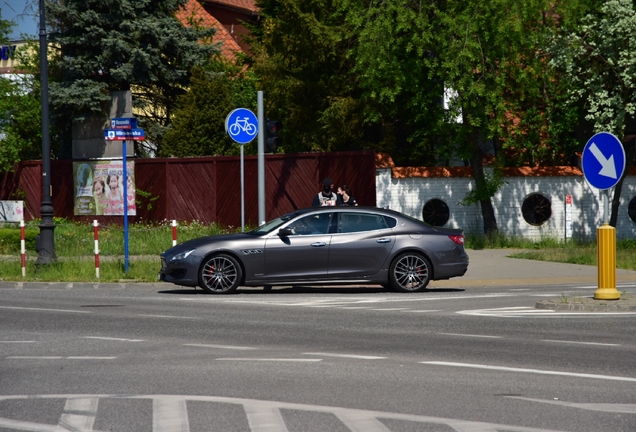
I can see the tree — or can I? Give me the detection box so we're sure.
[161,62,258,157]
[0,12,42,174]
[550,0,636,227]
[45,0,218,156]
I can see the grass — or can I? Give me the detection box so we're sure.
[1,220,635,282]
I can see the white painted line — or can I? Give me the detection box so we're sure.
[137,314,200,319]
[437,333,501,339]
[402,310,442,313]
[339,307,373,309]
[58,397,98,432]
[83,336,145,342]
[421,361,636,382]
[6,356,116,360]
[216,358,322,362]
[541,339,620,347]
[184,343,257,350]
[153,397,190,432]
[0,341,35,343]
[335,410,393,432]
[369,308,410,311]
[303,352,386,360]
[0,306,90,314]
[245,402,289,432]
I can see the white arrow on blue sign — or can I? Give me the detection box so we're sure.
[225,108,258,144]
[581,132,626,190]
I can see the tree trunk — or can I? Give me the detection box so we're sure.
[609,138,636,227]
[469,131,499,234]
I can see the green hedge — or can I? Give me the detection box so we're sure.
[0,228,38,253]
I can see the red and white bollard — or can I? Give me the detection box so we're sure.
[93,220,100,279]
[20,220,26,278]
[172,220,177,246]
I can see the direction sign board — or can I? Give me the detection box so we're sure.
[105,128,145,141]
[225,108,258,144]
[111,118,138,129]
[582,132,626,190]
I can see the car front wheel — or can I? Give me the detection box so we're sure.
[389,252,431,292]
[199,254,242,294]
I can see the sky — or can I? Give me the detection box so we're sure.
[1,0,38,40]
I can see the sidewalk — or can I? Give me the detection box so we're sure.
[430,248,636,288]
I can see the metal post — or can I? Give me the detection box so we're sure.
[36,0,56,265]
[257,91,265,225]
[123,140,129,273]
[240,144,245,232]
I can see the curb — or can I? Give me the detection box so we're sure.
[536,295,636,312]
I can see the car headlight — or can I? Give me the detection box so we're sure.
[170,249,195,262]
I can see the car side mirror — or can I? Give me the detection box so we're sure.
[278,228,293,237]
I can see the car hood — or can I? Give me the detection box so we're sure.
[161,232,255,256]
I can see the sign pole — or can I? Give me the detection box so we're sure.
[123,139,129,273]
[257,91,265,225]
[240,144,245,232]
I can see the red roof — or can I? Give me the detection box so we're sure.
[202,0,259,13]
[177,0,243,62]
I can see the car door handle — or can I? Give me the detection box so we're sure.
[376,238,392,243]
[311,242,327,247]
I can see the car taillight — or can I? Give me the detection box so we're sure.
[449,235,464,245]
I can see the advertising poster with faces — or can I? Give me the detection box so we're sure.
[73,160,136,216]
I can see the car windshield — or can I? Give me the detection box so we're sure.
[249,210,309,235]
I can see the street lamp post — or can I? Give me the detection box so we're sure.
[35,0,56,265]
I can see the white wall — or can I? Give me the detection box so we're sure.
[376,168,636,240]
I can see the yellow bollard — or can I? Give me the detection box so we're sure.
[594,223,620,300]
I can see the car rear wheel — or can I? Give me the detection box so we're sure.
[199,254,242,294]
[389,252,431,292]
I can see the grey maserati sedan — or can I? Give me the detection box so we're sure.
[158,207,468,293]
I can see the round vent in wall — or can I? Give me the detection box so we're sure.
[522,193,552,226]
[628,197,636,223]
[422,198,450,227]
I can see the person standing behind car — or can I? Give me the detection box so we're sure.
[312,177,343,207]
[337,185,358,206]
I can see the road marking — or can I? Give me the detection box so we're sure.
[0,394,584,432]
[369,308,410,311]
[303,352,386,360]
[421,361,636,382]
[0,340,35,343]
[506,396,636,414]
[184,343,257,350]
[338,307,373,309]
[59,397,98,432]
[154,397,190,432]
[137,314,201,319]
[0,306,90,314]
[541,339,620,347]
[6,356,116,360]
[84,336,145,342]
[402,310,441,313]
[216,358,322,362]
[458,307,636,317]
[438,333,501,339]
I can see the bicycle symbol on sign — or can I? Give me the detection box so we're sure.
[229,117,257,137]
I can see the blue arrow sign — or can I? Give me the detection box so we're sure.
[111,118,138,129]
[582,132,626,190]
[225,108,258,144]
[105,128,145,141]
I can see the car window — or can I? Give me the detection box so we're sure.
[383,216,397,228]
[338,212,388,233]
[286,213,333,235]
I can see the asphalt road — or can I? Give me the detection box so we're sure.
[1,280,635,432]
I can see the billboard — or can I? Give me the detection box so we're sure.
[73,160,136,216]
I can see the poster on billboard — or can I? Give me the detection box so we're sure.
[73,160,136,216]
[0,201,24,222]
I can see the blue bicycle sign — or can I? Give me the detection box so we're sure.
[225,108,258,144]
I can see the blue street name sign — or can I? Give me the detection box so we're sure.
[225,108,258,144]
[111,118,138,130]
[582,132,626,190]
[105,128,145,141]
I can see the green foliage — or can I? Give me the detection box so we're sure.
[135,189,160,211]
[549,0,636,137]
[161,63,256,157]
[45,0,219,156]
[459,168,508,206]
[0,228,37,253]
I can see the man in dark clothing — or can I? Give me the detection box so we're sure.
[312,177,343,207]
